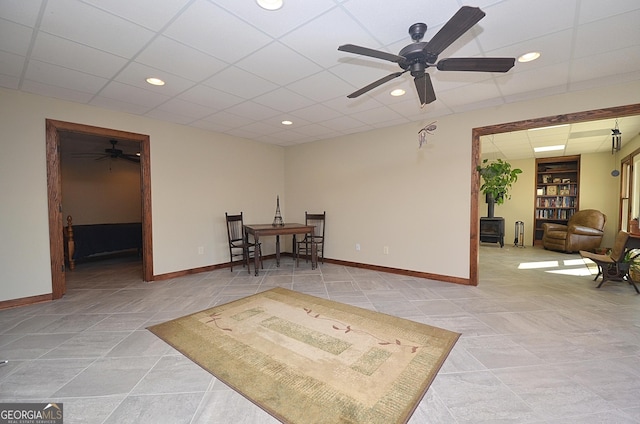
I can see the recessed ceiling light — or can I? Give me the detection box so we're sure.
[281,120,293,126]
[256,0,283,10]
[533,145,565,153]
[146,77,165,86]
[390,89,406,97]
[518,52,540,63]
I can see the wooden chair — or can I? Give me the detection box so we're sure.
[296,211,325,266]
[579,230,639,292]
[225,212,262,273]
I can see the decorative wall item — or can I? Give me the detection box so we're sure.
[418,121,437,148]
[611,119,622,154]
[611,118,622,176]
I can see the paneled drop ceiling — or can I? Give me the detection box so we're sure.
[481,115,640,160]
[1,0,640,155]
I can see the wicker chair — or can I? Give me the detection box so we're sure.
[580,230,639,293]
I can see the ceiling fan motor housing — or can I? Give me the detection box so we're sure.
[408,22,427,41]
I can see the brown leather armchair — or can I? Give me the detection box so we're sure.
[542,209,606,253]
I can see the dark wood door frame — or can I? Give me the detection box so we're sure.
[470,103,640,286]
[46,119,153,299]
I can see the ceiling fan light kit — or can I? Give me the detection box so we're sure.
[338,6,515,107]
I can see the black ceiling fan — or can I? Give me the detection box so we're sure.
[73,139,140,163]
[338,6,515,106]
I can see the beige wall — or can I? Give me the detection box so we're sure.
[285,81,640,277]
[2,80,640,302]
[0,88,284,301]
[62,157,142,224]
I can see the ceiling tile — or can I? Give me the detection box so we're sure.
[224,100,281,121]
[495,62,571,96]
[287,72,356,103]
[252,87,314,113]
[154,97,217,120]
[202,66,278,100]
[136,36,227,82]
[144,108,194,125]
[89,95,153,115]
[349,105,403,125]
[99,80,171,109]
[568,47,640,86]
[235,42,322,86]
[21,79,95,103]
[114,62,196,95]
[0,18,34,55]
[341,0,461,46]
[177,84,244,110]
[0,0,43,26]
[198,110,252,130]
[289,103,343,123]
[578,0,640,24]
[279,7,371,69]
[0,50,25,79]
[573,10,640,58]
[81,0,191,31]
[25,60,108,94]
[478,0,577,51]
[163,0,272,63]
[214,0,336,38]
[39,0,155,57]
[31,32,128,78]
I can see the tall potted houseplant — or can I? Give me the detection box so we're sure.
[477,158,522,218]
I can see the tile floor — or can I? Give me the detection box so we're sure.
[1,245,639,423]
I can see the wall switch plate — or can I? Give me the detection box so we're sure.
[355,243,361,251]
[198,246,204,255]
[383,246,389,254]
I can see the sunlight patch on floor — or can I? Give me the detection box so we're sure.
[563,259,587,266]
[518,261,559,269]
[517,257,595,276]
[546,268,593,276]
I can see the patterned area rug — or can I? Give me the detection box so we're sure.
[147,288,459,424]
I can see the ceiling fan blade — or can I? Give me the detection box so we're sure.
[347,71,407,98]
[436,57,515,72]
[338,44,406,63]
[120,154,141,163]
[414,73,436,106]
[425,6,486,56]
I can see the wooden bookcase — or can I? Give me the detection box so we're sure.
[533,155,580,245]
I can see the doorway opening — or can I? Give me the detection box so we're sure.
[46,120,153,299]
[470,103,640,286]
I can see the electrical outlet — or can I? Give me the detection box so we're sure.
[198,246,204,255]
[355,243,361,251]
[383,246,389,254]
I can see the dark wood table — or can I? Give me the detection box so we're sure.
[244,223,316,276]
